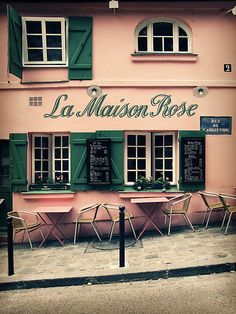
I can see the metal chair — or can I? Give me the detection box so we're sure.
[73,203,103,244]
[7,211,45,250]
[163,193,194,236]
[101,203,137,242]
[219,193,236,235]
[198,191,225,228]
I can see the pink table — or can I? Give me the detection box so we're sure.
[131,197,169,239]
[33,206,73,247]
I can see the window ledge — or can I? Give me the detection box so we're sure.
[21,190,75,199]
[131,53,198,62]
[119,187,184,199]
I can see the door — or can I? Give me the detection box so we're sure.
[0,140,12,231]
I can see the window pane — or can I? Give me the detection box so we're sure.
[165,171,173,181]
[138,37,147,51]
[137,135,146,146]
[153,22,173,36]
[153,38,162,51]
[128,160,136,170]
[155,147,163,158]
[55,160,61,170]
[35,161,41,171]
[62,136,69,146]
[139,26,147,36]
[164,38,173,51]
[28,49,43,61]
[34,137,41,147]
[27,35,42,48]
[26,21,42,34]
[62,172,69,182]
[164,135,173,145]
[42,137,49,147]
[155,171,163,179]
[62,148,68,158]
[165,159,172,169]
[55,148,61,158]
[127,135,136,146]
[138,159,146,170]
[155,136,163,146]
[155,159,163,169]
[43,149,48,159]
[55,136,61,147]
[46,36,62,48]
[46,21,61,34]
[137,147,146,157]
[128,147,136,157]
[179,38,188,52]
[137,171,146,178]
[128,171,136,182]
[35,149,41,159]
[43,161,48,171]
[165,147,173,158]
[63,160,68,171]
[47,49,62,61]
[179,27,187,36]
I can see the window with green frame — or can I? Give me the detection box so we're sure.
[8,5,92,80]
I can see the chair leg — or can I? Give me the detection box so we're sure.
[25,229,34,250]
[168,214,172,236]
[39,227,45,240]
[21,230,25,244]
[205,209,213,229]
[183,214,195,232]
[128,218,137,240]
[91,223,102,241]
[164,214,167,227]
[94,222,103,238]
[73,222,80,244]
[202,209,208,225]
[108,222,116,242]
[224,212,232,235]
[220,212,227,230]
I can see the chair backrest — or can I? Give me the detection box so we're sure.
[198,191,219,208]
[7,211,25,229]
[102,203,124,220]
[182,193,192,212]
[79,203,101,221]
[218,194,236,211]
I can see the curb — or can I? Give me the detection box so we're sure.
[0,262,235,291]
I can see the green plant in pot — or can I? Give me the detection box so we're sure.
[133,176,153,190]
[152,177,171,190]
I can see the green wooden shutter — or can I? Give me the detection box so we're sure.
[68,17,92,80]
[70,132,95,191]
[96,131,124,191]
[9,133,28,192]
[179,130,205,192]
[7,5,22,79]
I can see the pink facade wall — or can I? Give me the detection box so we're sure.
[0,1,235,240]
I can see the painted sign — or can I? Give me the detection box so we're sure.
[44,94,199,119]
[200,116,232,134]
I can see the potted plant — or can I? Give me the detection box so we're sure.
[29,174,70,191]
[133,176,153,190]
[152,177,171,190]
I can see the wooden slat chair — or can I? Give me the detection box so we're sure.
[219,193,236,235]
[73,203,103,244]
[7,211,44,250]
[101,203,137,242]
[198,191,225,228]
[163,193,194,236]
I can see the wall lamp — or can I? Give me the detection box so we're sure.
[109,0,119,9]
[193,86,209,97]
[87,85,102,98]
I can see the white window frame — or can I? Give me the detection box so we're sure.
[135,18,192,53]
[32,133,70,183]
[22,17,67,66]
[125,131,176,185]
[152,132,176,185]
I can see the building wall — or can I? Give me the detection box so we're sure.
[0,1,235,240]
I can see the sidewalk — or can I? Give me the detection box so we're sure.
[0,224,235,291]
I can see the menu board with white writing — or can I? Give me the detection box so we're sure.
[87,139,111,185]
[181,137,205,183]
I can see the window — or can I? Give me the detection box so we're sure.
[125,132,176,185]
[32,134,70,183]
[22,17,66,66]
[136,19,191,53]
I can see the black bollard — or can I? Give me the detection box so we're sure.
[119,205,125,267]
[7,217,14,276]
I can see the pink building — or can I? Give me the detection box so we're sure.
[0,0,235,241]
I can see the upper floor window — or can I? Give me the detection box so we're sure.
[22,17,66,66]
[136,19,191,53]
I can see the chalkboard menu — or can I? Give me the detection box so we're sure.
[181,137,205,184]
[87,139,111,185]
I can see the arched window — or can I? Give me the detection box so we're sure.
[135,19,192,53]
